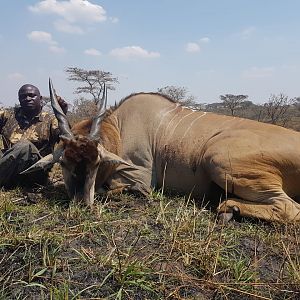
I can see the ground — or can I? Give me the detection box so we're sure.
[0,171,300,299]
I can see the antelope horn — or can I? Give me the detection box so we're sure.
[49,78,74,140]
[20,146,64,174]
[89,83,107,141]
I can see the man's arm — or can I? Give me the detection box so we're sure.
[49,95,69,147]
[0,110,9,151]
[56,95,68,115]
[0,110,8,134]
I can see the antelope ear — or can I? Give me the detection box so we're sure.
[99,147,131,166]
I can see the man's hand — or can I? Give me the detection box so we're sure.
[56,95,68,114]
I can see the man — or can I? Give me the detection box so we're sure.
[0,84,68,188]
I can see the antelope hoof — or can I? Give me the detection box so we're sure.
[218,206,240,223]
[218,212,234,223]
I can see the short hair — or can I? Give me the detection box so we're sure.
[18,84,40,96]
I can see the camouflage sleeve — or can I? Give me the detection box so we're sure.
[49,116,60,147]
[0,109,8,133]
[0,110,9,151]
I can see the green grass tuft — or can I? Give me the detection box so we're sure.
[0,187,299,299]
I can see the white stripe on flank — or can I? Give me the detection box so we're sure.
[154,103,180,142]
[166,110,197,144]
[217,116,245,129]
[164,106,183,134]
[180,112,207,142]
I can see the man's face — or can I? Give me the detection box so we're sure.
[18,85,42,114]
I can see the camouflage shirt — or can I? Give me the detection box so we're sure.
[0,106,59,157]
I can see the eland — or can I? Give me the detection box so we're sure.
[25,79,300,223]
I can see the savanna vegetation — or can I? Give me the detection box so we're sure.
[1,178,300,299]
[1,68,300,299]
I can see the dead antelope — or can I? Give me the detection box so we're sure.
[26,79,300,223]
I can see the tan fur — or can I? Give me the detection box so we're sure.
[61,116,122,193]
[71,117,121,154]
[58,93,300,222]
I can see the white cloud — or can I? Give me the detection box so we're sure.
[29,0,107,23]
[110,46,160,60]
[185,42,201,53]
[27,30,57,45]
[27,30,65,54]
[109,16,119,24]
[84,48,101,56]
[54,19,84,34]
[199,37,210,43]
[240,26,256,39]
[8,72,25,80]
[49,45,66,53]
[242,66,275,79]
[185,37,210,53]
[281,64,297,71]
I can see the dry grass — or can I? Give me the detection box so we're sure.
[0,184,300,299]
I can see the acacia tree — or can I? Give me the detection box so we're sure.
[264,93,295,125]
[65,67,119,103]
[293,96,300,111]
[67,97,98,124]
[220,94,248,116]
[157,85,198,107]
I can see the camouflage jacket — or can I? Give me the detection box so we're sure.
[0,106,59,157]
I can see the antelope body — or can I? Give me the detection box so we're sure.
[27,80,300,223]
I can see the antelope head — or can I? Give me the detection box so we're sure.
[23,78,128,207]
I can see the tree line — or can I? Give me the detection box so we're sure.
[50,67,300,131]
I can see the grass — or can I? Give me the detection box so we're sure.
[0,183,300,299]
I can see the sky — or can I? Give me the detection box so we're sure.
[1,0,300,107]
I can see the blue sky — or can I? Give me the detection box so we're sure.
[1,0,300,107]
